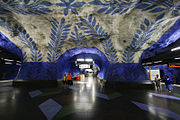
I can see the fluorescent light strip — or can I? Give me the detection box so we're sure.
[85,59,93,62]
[175,57,180,60]
[154,60,162,63]
[77,59,84,61]
[146,62,152,64]
[4,59,14,62]
[171,46,180,51]
[5,62,13,64]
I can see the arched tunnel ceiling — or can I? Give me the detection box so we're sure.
[0,0,179,63]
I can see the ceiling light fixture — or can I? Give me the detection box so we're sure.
[153,60,162,63]
[85,58,93,62]
[5,62,12,65]
[77,59,84,61]
[171,46,180,51]
[4,59,14,62]
[174,57,180,60]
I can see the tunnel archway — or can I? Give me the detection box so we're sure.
[57,47,110,79]
[0,32,23,80]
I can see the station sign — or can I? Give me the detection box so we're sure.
[79,64,90,68]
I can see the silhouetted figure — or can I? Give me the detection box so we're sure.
[164,75,173,92]
[67,72,73,86]
[63,74,67,84]
[155,74,161,91]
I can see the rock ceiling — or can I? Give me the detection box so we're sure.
[0,0,179,63]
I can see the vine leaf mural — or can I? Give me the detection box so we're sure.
[56,0,86,16]
[22,52,27,62]
[0,0,52,15]
[0,8,9,14]
[122,18,165,63]
[0,17,42,62]
[70,26,88,47]
[18,31,42,62]
[47,17,71,63]
[78,14,118,63]
[0,17,20,36]
[136,0,180,17]
[89,0,140,15]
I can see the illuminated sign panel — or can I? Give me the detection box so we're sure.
[169,64,180,68]
[79,64,90,68]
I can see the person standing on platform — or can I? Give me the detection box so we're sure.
[100,79,105,92]
[164,75,173,92]
[155,74,161,91]
[67,72,73,86]
[63,74,67,84]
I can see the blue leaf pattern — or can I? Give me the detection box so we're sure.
[47,17,71,62]
[0,17,42,62]
[78,14,118,63]
[56,0,86,16]
[122,18,165,63]
[22,52,27,62]
[70,26,87,48]
[136,0,179,17]
[18,32,43,62]
[89,0,140,15]
[0,0,52,15]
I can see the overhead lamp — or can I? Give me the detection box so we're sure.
[5,62,12,64]
[4,59,14,62]
[85,58,93,62]
[171,46,180,51]
[77,58,84,61]
[153,60,162,63]
[175,57,180,60]
[146,62,152,64]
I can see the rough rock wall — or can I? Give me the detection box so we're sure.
[0,0,179,63]
[141,18,180,60]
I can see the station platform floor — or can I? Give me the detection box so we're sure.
[0,77,180,120]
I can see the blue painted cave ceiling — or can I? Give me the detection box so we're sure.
[0,0,180,63]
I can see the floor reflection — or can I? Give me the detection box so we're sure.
[73,74,96,112]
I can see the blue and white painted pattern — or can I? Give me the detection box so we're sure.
[0,32,23,59]
[78,14,118,63]
[0,17,19,36]
[89,0,140,15]
[140,18,180,60]
[18,32,43,62]
[122,18,165,63]
[132,101,180,120]
[56,0,86,16]
[0,17,42,62]
[47,17,71,63]
[39,98,63,120]
[136,0,180,17]
[70,26,88,48]
[0,0,52,15]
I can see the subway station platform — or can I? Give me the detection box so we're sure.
[0,76,180,120]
